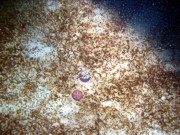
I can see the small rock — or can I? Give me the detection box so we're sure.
[78,71,91,82]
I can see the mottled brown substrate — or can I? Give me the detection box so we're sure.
[0,0,179,134]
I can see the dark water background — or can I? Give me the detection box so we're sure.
[93,0,180,50]
[0,0,179,50]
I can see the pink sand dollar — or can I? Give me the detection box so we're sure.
[72,90,83,101]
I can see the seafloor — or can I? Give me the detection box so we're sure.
[0,0,179,134]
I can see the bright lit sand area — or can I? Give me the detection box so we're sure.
[0,0,179,134]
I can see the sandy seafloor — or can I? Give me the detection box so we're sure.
[0,0,179,134]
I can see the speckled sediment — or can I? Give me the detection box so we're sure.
[0,0,179,134]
